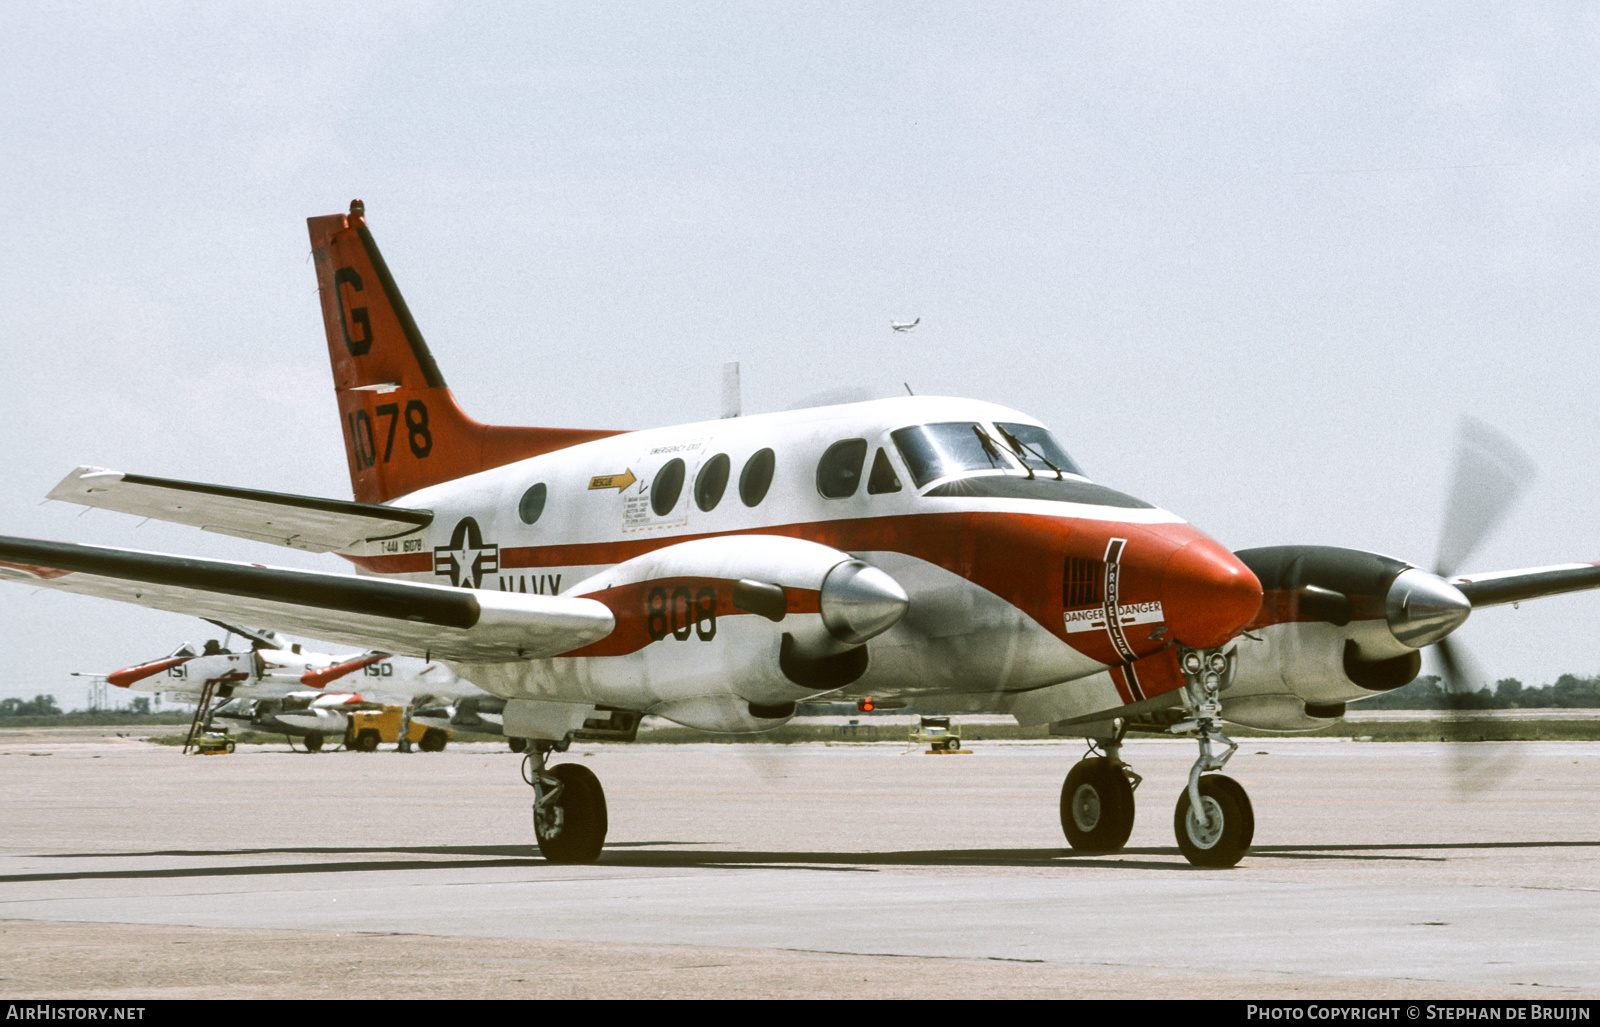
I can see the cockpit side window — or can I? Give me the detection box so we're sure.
[817,438,869,499]
[867,447,902,494]
[890,422,1016,488]
[994,422,1086,478]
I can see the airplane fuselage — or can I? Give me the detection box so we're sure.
[341,395,1260,731]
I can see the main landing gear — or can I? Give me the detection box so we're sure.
[522,739,608,863]
[1060,646,1254,868]
[1060,739,1140,851]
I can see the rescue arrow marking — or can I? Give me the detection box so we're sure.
[589,470,637,491]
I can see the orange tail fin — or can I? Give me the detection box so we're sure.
[307,200,621,504]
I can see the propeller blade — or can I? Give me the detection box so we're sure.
[1432,636,1518,791]
[1433,417,1536,578]
[1432,636,1483,705]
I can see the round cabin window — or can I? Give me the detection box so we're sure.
[651,458,686,517]
[695,453,731,511]
[518,482,547,524]
[739,448,776,507]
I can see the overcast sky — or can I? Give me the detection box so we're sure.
[3,2,1598,706]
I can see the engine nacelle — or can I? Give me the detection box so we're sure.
[1221,546,1470,731]
[483,535,909,734]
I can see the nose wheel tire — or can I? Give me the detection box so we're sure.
[1173,774,1254,868]
[303,732,323,753]
[1060,757,1136,851]
[535,763,608,864]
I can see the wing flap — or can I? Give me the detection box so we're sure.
[47,467,431,553]
[1453,562,1600,609]
[0,535,613,662]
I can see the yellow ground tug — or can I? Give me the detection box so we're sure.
[345,705,439,752]
[910,716,969,754]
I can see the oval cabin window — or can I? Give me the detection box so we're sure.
[651,459,686,517]
[518,482,547,524]
[695,453,730,511]
[739,448,776,507]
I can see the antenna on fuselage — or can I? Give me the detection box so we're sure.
[722,361,741,418]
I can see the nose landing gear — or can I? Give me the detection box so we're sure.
[1060,646,1255,868]
[1174,773,1253,867]
[522,740,608,864]
[1168,646,1253,868]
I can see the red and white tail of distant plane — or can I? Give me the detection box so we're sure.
[5,200,1598,867]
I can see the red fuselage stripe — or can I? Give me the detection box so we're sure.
[348,509,1218,667]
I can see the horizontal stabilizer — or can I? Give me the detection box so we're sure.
[48,466,431,553]
[0,535,614,662]
[1452,562,1600,609]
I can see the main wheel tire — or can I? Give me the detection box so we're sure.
[1060,757,1136,851]
[303,732,324,753]
[507,737,528,753]
[355,729,380,752]
[534,763,608,864]
[1173,774,1255,868]
[419,728,448,752]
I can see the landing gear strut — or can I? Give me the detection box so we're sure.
[522,739,607,864]
[1169,647,1253,868]
[1060,724,1140,851]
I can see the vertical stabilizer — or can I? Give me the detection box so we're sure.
[308,201,620,503]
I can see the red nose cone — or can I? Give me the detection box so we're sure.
[1160,539,1262,649]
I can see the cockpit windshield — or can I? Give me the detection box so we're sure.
[994,422,1085,478]
[890,422,1016,488]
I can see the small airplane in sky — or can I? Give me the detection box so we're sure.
[5,199,1597,867]
[890,318,920,332]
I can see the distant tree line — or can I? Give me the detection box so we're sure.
[0,695,64,717]
[0,694,152,717]
[1360,674,1600,710]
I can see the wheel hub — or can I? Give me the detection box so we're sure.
[1071,784,1102,832]
[1184,796,1224,849]
[534,801,565,840]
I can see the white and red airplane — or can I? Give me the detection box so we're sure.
[4,200,1597,867]
[79,622,483,751]
[89,630,473,706]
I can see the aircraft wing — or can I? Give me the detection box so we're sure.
[1452,562,1600,609]
[0,535,614,662]
[47,466,431,553]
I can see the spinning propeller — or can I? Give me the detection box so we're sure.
[1429,418,1536,695]
[1425,418,1536,778]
